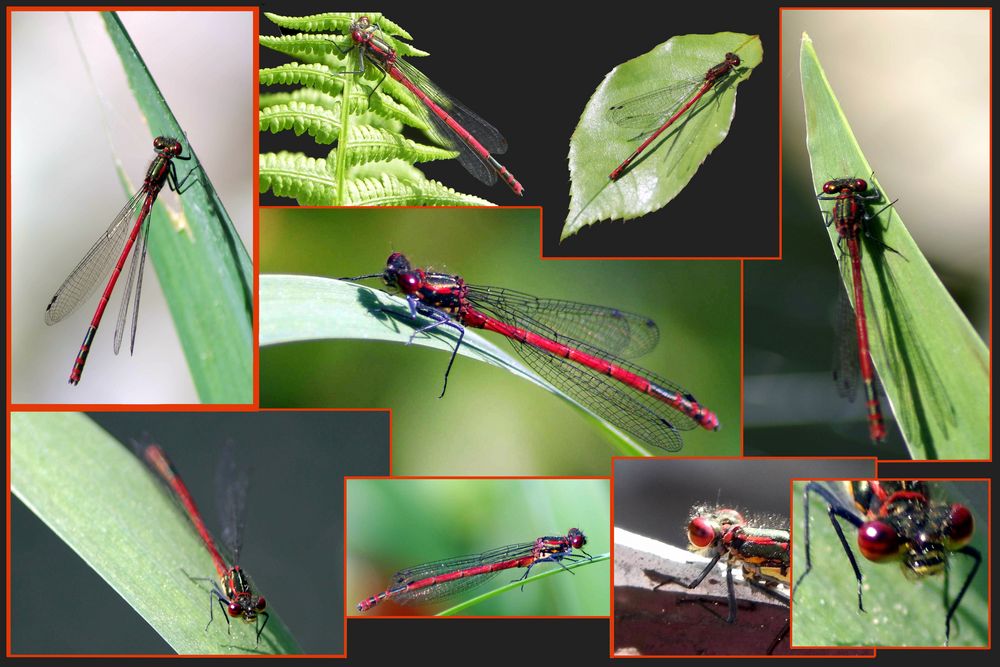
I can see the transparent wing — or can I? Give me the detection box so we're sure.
[216,441,250,565]
[470,292,696,450]
[113,200,153,355]
[832,270,861,402]
[389,55,507,186]
[388,541,537,605]
[466,286,660,359]
[608,77,703,131]
[44,187,147,324]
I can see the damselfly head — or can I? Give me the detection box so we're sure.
[383,252,419,290]
[351,16,375,41]
[567,528,587,549]
[821,177,868,195]
[725,52,740,66]
[685,507,743,554]
[857,497,974,578]
[152,136,183,156]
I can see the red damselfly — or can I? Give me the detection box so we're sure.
[608,52,741,181]
[357,528,590,611]
[818,177,894,442]
[339,16,523,195]
[139,443,268,644]
[651,506,789,654]
[794,481,981,646]
[44,137,191,385]
[344,252,720,452]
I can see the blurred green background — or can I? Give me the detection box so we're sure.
[347,478,609,616]
[260,208,740,474]
[745,11,989,457]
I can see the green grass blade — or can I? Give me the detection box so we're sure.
[260,274,651,456]
[437,553,610,616]
[800,34,988,459]
[791,481,988,647]
[103,13,253,403]
[564,33,762,239]
[11,413,299,654]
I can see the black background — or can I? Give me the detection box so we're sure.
[258,2,780,258]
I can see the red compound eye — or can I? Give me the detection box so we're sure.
[255,597,267,611]
[687,516,717,549]
[853,178,868,192]
[857,520,902,562]
[227,601,244,617]
[944,504,974,549]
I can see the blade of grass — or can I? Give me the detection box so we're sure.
[437,553,610,616]
[10,412,299,654]
[260,274,651,456]
[103,12,252,403]
[800,33,988,459]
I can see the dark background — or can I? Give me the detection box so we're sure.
[10,411,389,654]
[258,3,780,258]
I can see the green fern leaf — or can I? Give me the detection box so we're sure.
[259,152,337,205]
[340,124,457,166]
[259,101,341,143]
[341,174,493,206]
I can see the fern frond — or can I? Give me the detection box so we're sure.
[260,12,496,205]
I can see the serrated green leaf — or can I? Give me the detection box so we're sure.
[260,275,651,456]
[564,33,761,239]
[800,33,988,460]
[103,13,251,403]
[11,413,299,654]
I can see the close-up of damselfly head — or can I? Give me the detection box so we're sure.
[684,506,743,555]
[152,136,184,156]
